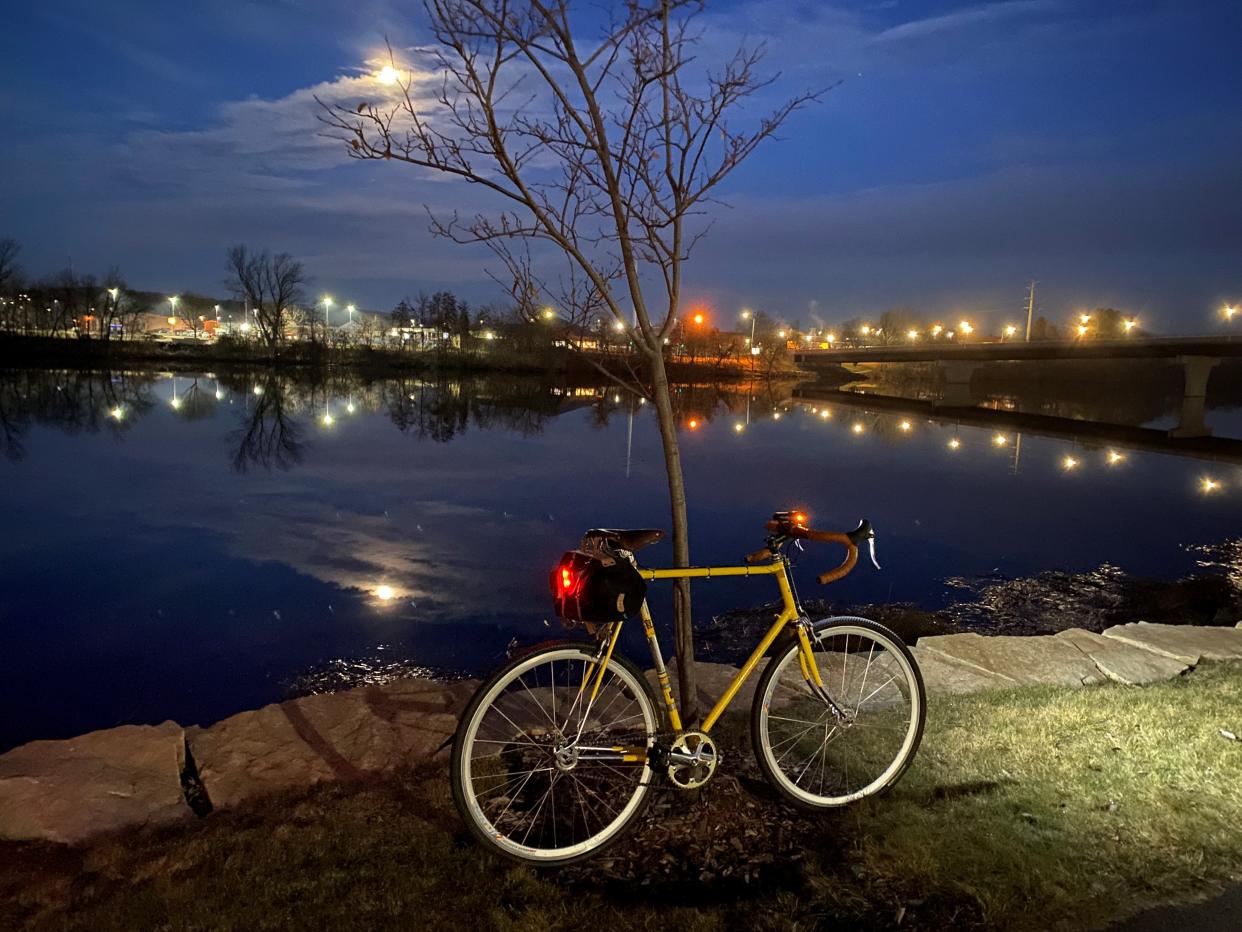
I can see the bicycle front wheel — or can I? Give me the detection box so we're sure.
[450,643,659,864]
[752,617,925,808]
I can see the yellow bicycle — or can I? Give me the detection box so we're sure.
[450,511,926,864]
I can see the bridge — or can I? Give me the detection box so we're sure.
[793,335,1241,437]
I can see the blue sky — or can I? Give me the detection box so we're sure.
[2,0,1240,331]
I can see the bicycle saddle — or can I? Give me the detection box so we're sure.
[583,528,665,551]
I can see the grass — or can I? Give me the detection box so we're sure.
[2,664,1241,931]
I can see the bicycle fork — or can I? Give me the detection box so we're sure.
[795,618,854,724]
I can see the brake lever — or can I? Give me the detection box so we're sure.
[867,536,881,570]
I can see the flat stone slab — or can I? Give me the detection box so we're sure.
[1054,628,1191,685]
[1102,622,1242,664]
[917,633,1105,688]
[910,645,1014,695]
[649,659,756,719]
[0,721,191,844]
[188,678,477,809]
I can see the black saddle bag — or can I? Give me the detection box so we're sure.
[550,542,647,626]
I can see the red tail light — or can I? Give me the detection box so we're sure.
[560,567,574,590]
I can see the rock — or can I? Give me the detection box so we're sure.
[188,678,477,809]
[909,646,1013,695]
[1101,622,1242,664]
[1053,628,1191,685]
[648,659,756,721]
[917,633,1105,688]
[0,721,191,844]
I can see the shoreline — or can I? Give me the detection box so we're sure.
[0,332,831,385]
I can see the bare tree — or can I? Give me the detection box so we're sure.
[0,238,20,295]
[320,0,818,716]
[226,245,307,353]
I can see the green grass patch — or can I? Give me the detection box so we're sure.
[2,664,1240,931]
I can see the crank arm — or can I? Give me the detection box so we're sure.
[573,745,648,764]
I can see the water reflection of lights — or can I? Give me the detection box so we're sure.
[253,385,263,395]
[734,422,744,433]
[789,401,1229,500]
[110,405,124,420]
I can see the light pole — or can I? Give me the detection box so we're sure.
[741,308,756,348]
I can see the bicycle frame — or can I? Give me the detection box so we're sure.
[578,557,825,743]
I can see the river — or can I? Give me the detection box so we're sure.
[0,364,1239,751]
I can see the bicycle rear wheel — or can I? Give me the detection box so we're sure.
[450,643,659,864]
[752,617,925,808]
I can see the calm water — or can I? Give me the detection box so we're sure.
[1,366,1239,751]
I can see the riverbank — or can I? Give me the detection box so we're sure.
[0,332,834,385]
[699,558,1242,664]
[3,660,1240,931]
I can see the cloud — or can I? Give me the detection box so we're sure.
[872,0,1059,44]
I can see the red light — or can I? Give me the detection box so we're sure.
[793,511,808,525]
[560,568,573,589]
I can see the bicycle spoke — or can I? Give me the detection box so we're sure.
[455,646,656,862]
[759,624,923,807]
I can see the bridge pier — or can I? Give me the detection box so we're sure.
[936,360,981,408]
[1169,355,1219,439]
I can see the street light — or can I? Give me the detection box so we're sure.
[931,323,943,337]
[1080,313,1092,325]
[1224,305,1237,321]
[958,320,973,336]
[692,312,705,326]
[1003,324,1018,340]
[346,304,356,323]
[542,307,555,320]
[1123,318,1137,334]
[906,329,919,341]
[741,308,756,346]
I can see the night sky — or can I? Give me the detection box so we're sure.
[2,0,1240,331]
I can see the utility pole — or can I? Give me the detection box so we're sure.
[1024,281,1037,342]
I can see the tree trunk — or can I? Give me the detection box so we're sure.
[649,350,697,721]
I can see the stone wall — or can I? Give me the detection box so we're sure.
[2,621,1239,846]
